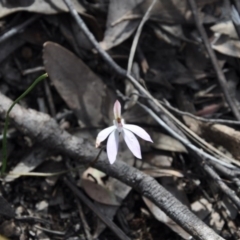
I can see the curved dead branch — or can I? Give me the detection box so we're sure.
[0,93,223,240]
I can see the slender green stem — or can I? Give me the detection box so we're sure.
[1,73,48,175]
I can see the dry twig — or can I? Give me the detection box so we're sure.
[231,5,240,39]
[63,177,129,240]
[0,92,223,240]
[76,200,93,240]
[0,15,40,44]
[161,100,240,125]
[202,163,240,210]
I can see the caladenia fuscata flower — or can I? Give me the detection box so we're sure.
[96,100,153,164]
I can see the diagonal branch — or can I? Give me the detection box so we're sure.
[0,92,223,240]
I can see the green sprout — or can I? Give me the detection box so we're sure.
[1,73,48,175]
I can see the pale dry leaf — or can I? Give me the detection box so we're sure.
[212,35,240,58]
[0,0,85,18]
[100,0,142,50]
[152,132,188,153]
[192,122,240,160]
[191,198,212,220]
[5,147,48,182]
[142,167,184,178]
[80,166,131,237]
[143,177,191,239]
[143,197,191,239]
[192,198,224,233]
[153,24,184,46]
[143,152,173,167]
[210,21,238,39]
[80,167,131,206]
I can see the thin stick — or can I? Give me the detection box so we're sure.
[77,200,93,240]
[202,162,240,210]
[139,101,240,210]
[188,0,240,121]
[0,15,40,44]
[63,177,131,240]
[22,66,45,75]
[63,0,126,77]
[160,100,240,125]
[44,80,56,117]
[231,5,240,39]
[137,102,236,168]
[127,0,157,74]
[129,92,240,125]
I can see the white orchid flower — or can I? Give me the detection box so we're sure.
[96,100,153,164]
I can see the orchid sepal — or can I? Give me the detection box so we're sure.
[95,100,153,164]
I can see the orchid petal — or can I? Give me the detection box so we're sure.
[113,100,121,119]
[96,126,116,147]
[124,124,153,142]
[107,130,119,164]
[123,129,141,159]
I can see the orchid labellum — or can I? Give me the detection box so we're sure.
[96,100,153,164]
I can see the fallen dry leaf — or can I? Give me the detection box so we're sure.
[143,177,191,239]
[211,21,238,39]
[101,0,219,50]
[5,146,49,182]
[43,41,113,127]
[143,197,191,239]
[152,132,188,153]
[183,116,240,163]
[212,35,240,58]
[100,0,142,50]
[80,166,131,237]
[153,24,189,46]
[0,0,85,18]
[198,123,240,160]
[80,165,132,204]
